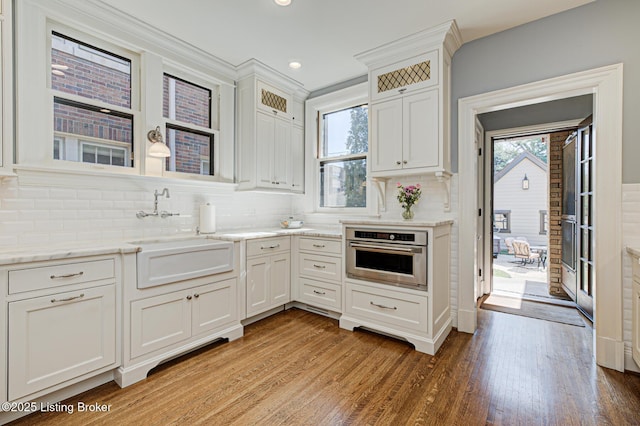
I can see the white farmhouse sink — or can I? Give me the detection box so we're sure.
[134,238,234,289]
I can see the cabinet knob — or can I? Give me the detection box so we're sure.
[186,295,192,300]
[396,161,401,165]
[403,160,408,164]
[194,293,200,298]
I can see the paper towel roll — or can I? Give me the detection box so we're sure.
[199,203,216,234]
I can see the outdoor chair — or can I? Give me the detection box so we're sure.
[504,237,515,255]
[512,240,541,266]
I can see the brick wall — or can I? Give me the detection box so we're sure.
[548,130,570,295]
[52,47,133,146]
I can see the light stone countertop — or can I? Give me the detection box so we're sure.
[0,226,343,265]
[0,242,139,266]
[340,219,454,227]
[206,226,343,242]
[626,247,640,258]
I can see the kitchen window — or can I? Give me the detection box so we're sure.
[318,104,368,208]
[51,32,135,168]
[163,74,216,176]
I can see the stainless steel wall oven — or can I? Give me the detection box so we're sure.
[345,227,427,290]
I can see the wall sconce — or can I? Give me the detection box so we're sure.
[522,174,529,190]
[147,126,171,158]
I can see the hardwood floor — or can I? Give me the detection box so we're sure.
[9,308,640,425]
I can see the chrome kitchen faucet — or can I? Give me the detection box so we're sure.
[136,188,179,219]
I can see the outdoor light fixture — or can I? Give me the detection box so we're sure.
[147,126,171,158]
[522,174,529,190]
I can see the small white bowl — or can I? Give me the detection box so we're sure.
[281,220,304,229]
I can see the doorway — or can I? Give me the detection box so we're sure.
[458,64,624,371]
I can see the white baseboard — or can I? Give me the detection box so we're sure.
[457,308,477,334]
[596,335,625,372]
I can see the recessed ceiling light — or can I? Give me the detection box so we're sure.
[51,70,65,76]
[51,64,69,70]
[289,61,302,69]
[99,108,112,113]
[274,0,291,6]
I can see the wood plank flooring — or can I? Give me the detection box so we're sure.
[9,308,640,425]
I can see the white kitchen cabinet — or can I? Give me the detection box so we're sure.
[356,21,461,179]
[630,251,640,368]
[117,242,242,388]
[370,89,439,174]
[236,61,308,192]
[0,253,122,404]
[8,285,116,401]
[256,111,291,188]
[246,237,291,317]
[340,221,452,355]
[130,278,238,359]
[291,125,304,193]
[293,236,342,313]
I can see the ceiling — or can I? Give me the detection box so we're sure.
[99,0,594,93]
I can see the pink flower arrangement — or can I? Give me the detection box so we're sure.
[396,182,422,208]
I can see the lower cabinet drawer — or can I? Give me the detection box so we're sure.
[8,258,115,294]
[298,278,342,312]
[345,282,429,334]
[298,253,342,283]
[8,285,117,400]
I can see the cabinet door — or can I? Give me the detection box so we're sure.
[403,90,439,170]
[370,99,403,173]
[192,278,238,336]
[291,125,304,192]
[270,253,290,306]
[256,112,275,188]
[130,290,191,359]
[272,117,291,187]
[247,256,270,316]
[634,281,640,367]
[8,285,116,400]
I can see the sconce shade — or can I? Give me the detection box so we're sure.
[147,126,171,158]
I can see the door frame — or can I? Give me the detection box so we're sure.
[458,64,624,371]
[482,121,582,297]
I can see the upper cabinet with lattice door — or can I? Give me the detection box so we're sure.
[356,21,462,180]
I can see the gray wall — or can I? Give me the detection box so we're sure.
[478,94,593,132]
[451,0,640,183]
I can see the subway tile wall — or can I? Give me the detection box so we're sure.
[622,183,640,368]
[0,175,296,249]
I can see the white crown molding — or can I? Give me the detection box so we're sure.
[355,20,462,68]
[45,0,237,86]
[236,59,309,99]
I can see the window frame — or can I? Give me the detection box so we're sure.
[539,210,548,235]
[44,22,141,173]
[494,210,511,233]
[314,96,370,213]
[160,67,220,180]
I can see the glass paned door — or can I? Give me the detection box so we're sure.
[577,118,594,320]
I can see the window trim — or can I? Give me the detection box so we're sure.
[539,210,548,235]
[494,210,511,233]
[307,84,370,214]
[160,66,220,181]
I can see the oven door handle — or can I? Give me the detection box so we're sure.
[349,242,423,254]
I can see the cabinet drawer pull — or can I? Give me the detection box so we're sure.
[313,264,326,269]
[313,290,326,295]
[272,109,278,115]
[312,244,325,248]
[50,271,84,280]
[261,244,281,250]
[398,88,407,94]
[51,293,85,303]
[370,301,397,310]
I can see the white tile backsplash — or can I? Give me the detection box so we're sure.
[0,172,297,249]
